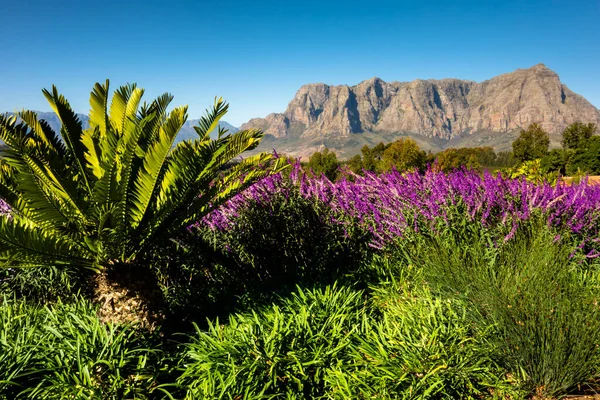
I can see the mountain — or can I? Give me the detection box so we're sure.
[241,64,600,158]
[2,112,238,143]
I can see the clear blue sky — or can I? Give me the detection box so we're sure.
[0,0,598,126]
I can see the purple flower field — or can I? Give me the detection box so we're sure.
[204,163,600,254]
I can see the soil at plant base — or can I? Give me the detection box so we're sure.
[93,264,166,329]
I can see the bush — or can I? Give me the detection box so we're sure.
[0,265,88,303]
[178,284,368,399]
[155,187,372,323]
[405,219,600,397]
[0,297,167,399]
[331,291,515,398]
[210,190,371,286]
[178,276,521,399]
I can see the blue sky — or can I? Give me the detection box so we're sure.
[0,0,598,126]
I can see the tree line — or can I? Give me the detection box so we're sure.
[304,122,598,180]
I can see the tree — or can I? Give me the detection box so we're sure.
[435,147,484,172]
[566,136,600,175]
[0,81,285,320]
[512,123,550,163]
[562,122,596,150]
[380,138,427,172]
[361,142,387,172]
[307,147,339,181]
[347,154,363,174]
[540,148,566,174]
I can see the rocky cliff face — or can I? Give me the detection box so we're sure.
[240,64,600,141]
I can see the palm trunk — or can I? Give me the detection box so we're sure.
[93,263,165,329]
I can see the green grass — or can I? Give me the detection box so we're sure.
[0,296,168,400]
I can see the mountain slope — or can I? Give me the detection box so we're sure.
[241,64,600,157]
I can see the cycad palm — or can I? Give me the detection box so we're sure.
[0,81,285,273]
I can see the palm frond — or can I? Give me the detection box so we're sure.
[129,106,187,227]
[0,216,95,269]
[42,85,91,193]
[88,80,110,136]
[193,97,228,141]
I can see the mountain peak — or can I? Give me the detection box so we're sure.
[524,63,556,74]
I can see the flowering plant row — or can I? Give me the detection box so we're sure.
[204,163,600,255]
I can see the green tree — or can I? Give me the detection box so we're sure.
[562,122,596,150]
[0,81,284,308]
[494,151,517,169]
[307,147,339,181]
[512,123,550,163]
[380,138,427,172]
[540,148,566,174]
[361,142,387,172]
[566,136,600,175]
[435,147,483,172]
[347,154,363,174]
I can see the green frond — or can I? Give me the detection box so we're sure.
[0,114,29,149]
[18,110,67,158]
[0,158,19,206]
[82,125,104,180]
[193,97,229,141]
[115,114,154,234]
[0,216,95,270]
[42,85,91,193]
[17,111,88,212]
[129,106,187,227]
[108,83,144,134]
[88,80,110,136]
[136,93,173,156]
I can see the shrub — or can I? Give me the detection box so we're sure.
[206,187,371,287]
[0,296,168,399]
[329,285,515,399]
[407,219,600,397]
[178,284,368,399]
[0,265,87,303]
[155,180,371,323]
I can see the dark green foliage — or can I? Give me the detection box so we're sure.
[0,297,167,399]
[216,192,370,287]
[566,136,600,175]
[157,188,372,323]
[361,142,387,172]
[0,265,89,303]
[562,122,597,150]
[347,154,363,174]
[541,148,567,174]
[307,147,340,180]
[435,146,516,172]
[347,139,428,174]
[403,219,600,397]
[494,151,517,169]
[512,123,550,163]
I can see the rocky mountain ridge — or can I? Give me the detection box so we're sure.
[241,64,600,156]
